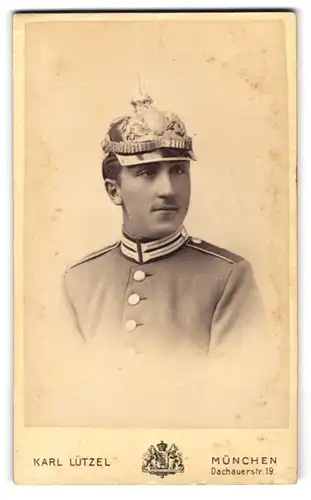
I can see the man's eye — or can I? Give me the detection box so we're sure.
[172,166,185,175]
[138,169,155,177]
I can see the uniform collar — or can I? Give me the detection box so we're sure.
[120,226,189,264]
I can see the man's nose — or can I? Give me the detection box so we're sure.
[156,170,174,197]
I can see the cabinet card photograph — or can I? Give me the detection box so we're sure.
[14,12,297,484]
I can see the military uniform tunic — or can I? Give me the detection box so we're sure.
[64,227,263,356]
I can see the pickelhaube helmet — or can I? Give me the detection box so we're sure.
[101,86,196,167]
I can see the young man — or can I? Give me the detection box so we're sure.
[64,92,263,356]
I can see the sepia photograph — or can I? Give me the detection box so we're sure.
[14,11,297,484]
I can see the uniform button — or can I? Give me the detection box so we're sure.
[125,319,137,332]
[192,237,202,244]
[133,270,146,282]
[128,293,140,306]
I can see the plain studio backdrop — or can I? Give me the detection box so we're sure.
[22,17,290,428]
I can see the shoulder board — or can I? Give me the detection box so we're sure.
[68,241,120,270]
[186,237,245,264]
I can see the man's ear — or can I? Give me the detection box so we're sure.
[104,179,122,206]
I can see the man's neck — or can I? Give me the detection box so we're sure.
[122,226,177,244]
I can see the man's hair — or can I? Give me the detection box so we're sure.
[101,153,122,183]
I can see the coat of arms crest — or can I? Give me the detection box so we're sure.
[142,440,185,478]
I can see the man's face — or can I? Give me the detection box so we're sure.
[116,160,191,239]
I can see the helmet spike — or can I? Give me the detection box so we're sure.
[137,71,143,95]
[131,72,153,111]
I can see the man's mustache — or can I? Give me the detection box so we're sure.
[151,203,179,211]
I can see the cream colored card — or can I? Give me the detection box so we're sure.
[14,12,297,484]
